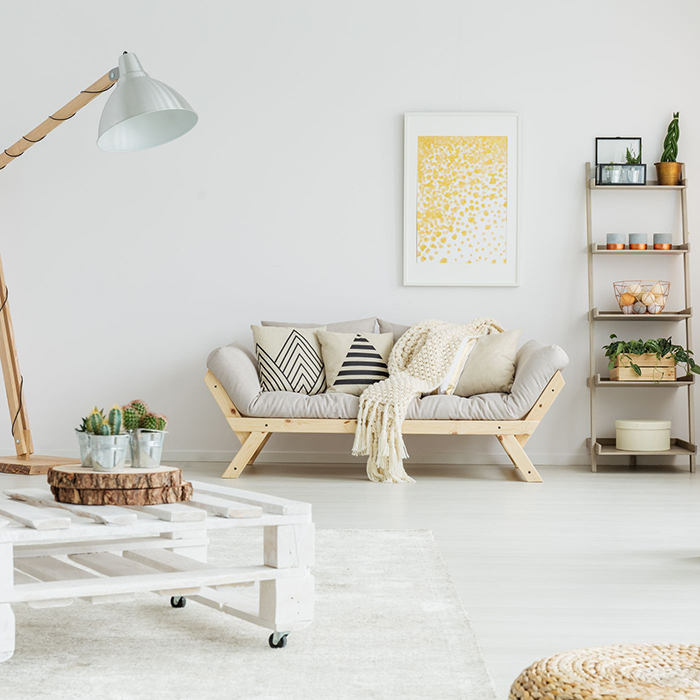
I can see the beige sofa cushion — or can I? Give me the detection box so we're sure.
[319,330,393,396]
[453,329,522,397]
[251,325,326,395]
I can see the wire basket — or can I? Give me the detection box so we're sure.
[613,280,669,315]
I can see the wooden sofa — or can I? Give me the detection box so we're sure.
[203,363,565,482]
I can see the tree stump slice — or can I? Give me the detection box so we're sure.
[47,465,182,490]
[50,482,193,506]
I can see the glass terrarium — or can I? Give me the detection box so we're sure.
[595,137,646,186]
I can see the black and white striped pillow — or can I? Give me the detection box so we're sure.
[318,331,394,396]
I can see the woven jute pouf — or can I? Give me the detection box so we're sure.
[509,644,700,700]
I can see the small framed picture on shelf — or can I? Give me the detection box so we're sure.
[595,137,646,186]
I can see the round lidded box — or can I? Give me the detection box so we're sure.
[615,419,671,452]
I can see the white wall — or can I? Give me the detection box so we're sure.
[2,0,699,467]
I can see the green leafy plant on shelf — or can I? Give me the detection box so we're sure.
[625,147,641,164]
[661,112,680,162]
[602,334,700,377]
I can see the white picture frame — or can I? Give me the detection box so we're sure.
[403,112,520,286]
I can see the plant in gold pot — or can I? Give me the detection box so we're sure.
[655,112,683,185]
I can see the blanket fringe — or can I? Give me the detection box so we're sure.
[353,318,503,483]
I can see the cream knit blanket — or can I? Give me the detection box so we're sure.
[352,318,504,483]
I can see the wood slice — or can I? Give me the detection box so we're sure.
[50,482,193,506]
[47,465,182,490]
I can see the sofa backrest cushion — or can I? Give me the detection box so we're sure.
[377,319,410,342]
[261,317,377,333]
[453,329,522,397]
[319,331,394,396]
[251,325,327,395]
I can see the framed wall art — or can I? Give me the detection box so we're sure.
[403,112,520,286]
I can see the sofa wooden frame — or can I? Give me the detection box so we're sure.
[204,370,565,482]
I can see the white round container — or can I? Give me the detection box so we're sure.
[615,419,671,452]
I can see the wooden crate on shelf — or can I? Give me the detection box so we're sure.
[609,354,677,382]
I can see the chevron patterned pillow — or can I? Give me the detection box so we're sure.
[251,325,327,395]
[318,330,394,396]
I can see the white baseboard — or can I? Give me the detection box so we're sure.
[169,449,592,466]
[3,448,690,468]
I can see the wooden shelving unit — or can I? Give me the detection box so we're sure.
[585,162,696,472]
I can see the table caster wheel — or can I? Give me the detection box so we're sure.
[268,632,288,649]
[170,596,186,608]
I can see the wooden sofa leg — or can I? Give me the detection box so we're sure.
[497,435,542,483]
[222,432,270,479]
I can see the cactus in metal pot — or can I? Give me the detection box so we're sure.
[86,407,106,435]
[128,399,149,420]
[122,405,140,431]
[154,414,168,431]
[139,412,159,431]
[99,422,112,436]
[108,405,123,435]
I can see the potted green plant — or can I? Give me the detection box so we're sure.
[603,162,622,184]
[83,405,130,471]
[625,146,643,184]
[75,408,105,467]
[123,399,169,468]
[655,112,682,185]
[602,334,700,382]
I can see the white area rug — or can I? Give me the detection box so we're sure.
[4,529,496,699]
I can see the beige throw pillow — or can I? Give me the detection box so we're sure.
[251,325,327,395]
[318,330,394,396]
[453,330,522,397]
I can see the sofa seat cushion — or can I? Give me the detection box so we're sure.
[245,390,526,421]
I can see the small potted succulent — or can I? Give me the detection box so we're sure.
[603,162,622,184]
[83,405,130,471]
[123,399,169,468]
[625,146,643,184]
[75,408,106,467]
[655,112,682,186]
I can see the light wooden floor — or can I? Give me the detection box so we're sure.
[2,461,699,697]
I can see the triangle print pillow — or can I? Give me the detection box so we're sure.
[252,325,327,395]
[318,330,394,396]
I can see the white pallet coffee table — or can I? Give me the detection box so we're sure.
[0,478,314,661]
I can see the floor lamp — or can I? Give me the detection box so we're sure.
[0,51,197,474]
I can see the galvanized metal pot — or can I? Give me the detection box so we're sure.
[87,434,130,472]
[75,429,92,467]
[130,430,167,469]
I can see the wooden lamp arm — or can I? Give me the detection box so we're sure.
[0,70,117,172]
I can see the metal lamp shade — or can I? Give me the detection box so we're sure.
[97,53,197,153]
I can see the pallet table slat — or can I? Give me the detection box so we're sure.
[188,480,309,515]
[69,552,159,578]
[13,570,36,585]
[0,500,71,531]
[5,488,137,526]
[187,493,263,519]
[14,555,134,606]
[13,535,210,559]
[124,548,209,572]
[4,565,304,603]
[15,555,97,581]
[127,503,207,522]
[0,518,9,529]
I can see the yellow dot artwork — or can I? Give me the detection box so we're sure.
[416,135,507,264]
